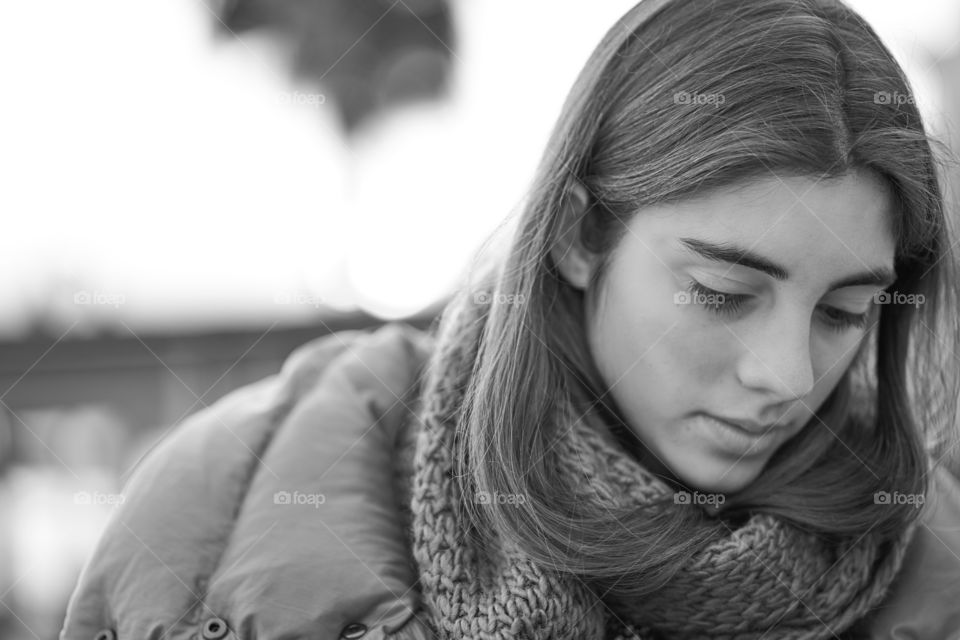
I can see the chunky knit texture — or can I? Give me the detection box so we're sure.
[407,287,917,639]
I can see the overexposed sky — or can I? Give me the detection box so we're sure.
[1,0,957,336]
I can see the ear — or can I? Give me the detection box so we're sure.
[550,181,599,291]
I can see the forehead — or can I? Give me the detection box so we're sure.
[622,171,897,279]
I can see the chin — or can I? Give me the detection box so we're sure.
[673,456,764,495]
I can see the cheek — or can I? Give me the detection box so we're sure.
[676,315,739,377]
[589,288,732,411]
[657,325,730,389]
[808,333,864,402]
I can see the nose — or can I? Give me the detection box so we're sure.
[734,312,815,401]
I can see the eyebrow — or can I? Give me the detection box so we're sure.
[678,237,897,291]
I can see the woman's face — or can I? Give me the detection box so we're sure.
[560,170,897,494]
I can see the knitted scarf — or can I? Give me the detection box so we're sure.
[408,287,917,639]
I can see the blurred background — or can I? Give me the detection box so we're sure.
[1,1,959,637]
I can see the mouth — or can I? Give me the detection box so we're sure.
[695,412,784,455]
[704,414,783,435]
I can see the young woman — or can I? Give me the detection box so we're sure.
[62,0,960,638]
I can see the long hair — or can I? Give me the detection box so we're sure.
[443,0,960,608]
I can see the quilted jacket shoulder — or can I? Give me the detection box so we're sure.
[59,322,435,640]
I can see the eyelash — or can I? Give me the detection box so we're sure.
[685,280,870,332]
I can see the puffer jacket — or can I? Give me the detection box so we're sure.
[59,322,960,640]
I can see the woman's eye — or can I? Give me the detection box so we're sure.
[817,305,870,332]
[685,280,748,315]
[684,280,872,333]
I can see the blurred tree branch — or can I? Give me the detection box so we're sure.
[212,0,455,132]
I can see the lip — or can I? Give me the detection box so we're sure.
[695,412,781,455]
[706,414,780,435]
